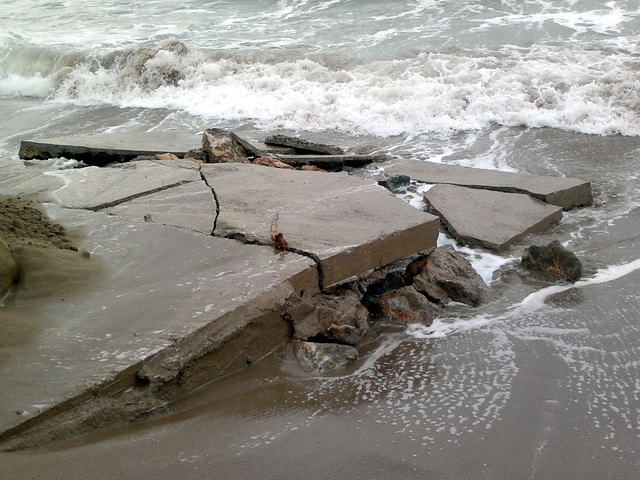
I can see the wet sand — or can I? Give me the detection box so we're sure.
[2,128,640,479]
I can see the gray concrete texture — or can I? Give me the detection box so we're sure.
[424,184,563,251]
[201,163,440,288]
[0,205,317,442]
[372,158,592,209]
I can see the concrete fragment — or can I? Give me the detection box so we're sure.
[375,286,438,325]
[253,156,295,170]
[201,163,439,288]
[293,340,359,373]
[19,132,200,166]
[43,160,200,211]
[522,240,583,282]
[370,158,592,209]
[202,128,250,163]
[424,184,563,251]
[265,134,345,155]
[409,247,488,306]
[105,181,217,234]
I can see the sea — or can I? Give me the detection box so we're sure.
[1,1,640,479]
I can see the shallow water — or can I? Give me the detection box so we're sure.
[1,1,640,478]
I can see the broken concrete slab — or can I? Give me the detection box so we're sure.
[19,132,201,166]
[44,160,200,211]
[276,154,380,171]
[0,205,318,447]
[105,181,217,234]
[0,158,66,202]
[201,163,439,289]
[265,135,345,155]
[368,158,592,209]
[424,184,563,251]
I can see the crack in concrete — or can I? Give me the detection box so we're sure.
[87,180,195,211]
[198,165,220,236]
[220,230,326,291]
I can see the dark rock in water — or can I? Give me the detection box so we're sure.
[292,293,370,346]
[378,175,410,194]
[522,240,583,282]
[252,156,296,170]
[375,286,438,325]
[264,134,345,155]
[202,129,249,164]
[408,247,488,307]
[293,340,359,373]
[0,237,18,298]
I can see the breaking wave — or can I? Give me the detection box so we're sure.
[1,37,639,136]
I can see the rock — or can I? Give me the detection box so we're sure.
[292,293,370,346]
[424,184,563,251]
[293,340,359,373]
[253,156,296,170]
[202,128,249,164]
[153,153,180,161]
[183,148,206,162]
[301,165,328,172]
[264,134,345,155]
[375,286,438,325]
[0,237,18,298]
[409,247,487,306]
[521,240,583,282]
[378,175,410,194]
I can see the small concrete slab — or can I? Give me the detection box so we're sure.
[0,206,317,442]
[44,160,200,211]
[265,135,345,155]
[0,158,65,202]
[372,158,592,209]
[19,132,201,166]
[424,184,563,251]
[202,163,439,288]
[105,181,217,234]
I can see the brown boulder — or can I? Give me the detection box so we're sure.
[301,165,328,172]
[253,156,296,170]
[522,240,582,282]
[292,293,370,346]
[292,340,359,373]
[408,247,487,307]
[202,128,249,163]
[376,286,438,325]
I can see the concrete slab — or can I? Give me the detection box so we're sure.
[44,160,200,211]
[371,158,592,209]
[105,181,217,234]
[424,184,563,251]
[19,132,201,166]
[201,163,439,288]
[0,206,317,444]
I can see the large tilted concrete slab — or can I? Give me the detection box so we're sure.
[371,158,592,209]
[0,206,317,445]
[201,163,440,288]
[424,184,563,251]
[43,160,200,211]
[19,132,201,166]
